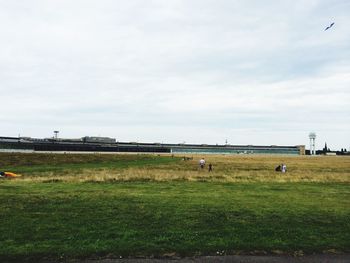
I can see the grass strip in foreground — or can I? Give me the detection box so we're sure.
[0,181,349,261]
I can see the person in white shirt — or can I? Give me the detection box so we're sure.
[199,158,206,169]
[282,164,287,173]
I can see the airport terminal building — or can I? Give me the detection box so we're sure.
[0,136,305,155]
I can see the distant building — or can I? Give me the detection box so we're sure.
[0,135,305,155]
[323,142,330,153]
[82,136,116,144]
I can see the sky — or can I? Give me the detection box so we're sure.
[1,0,349,150]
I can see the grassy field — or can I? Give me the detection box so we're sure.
[0,153,349,262]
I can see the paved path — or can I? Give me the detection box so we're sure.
[81,254,350,263]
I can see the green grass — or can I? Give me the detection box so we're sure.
[0,153,349,262]
[0,181,349,262]
[0,153,179,174]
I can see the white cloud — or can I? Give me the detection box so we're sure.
[0,0,349,149]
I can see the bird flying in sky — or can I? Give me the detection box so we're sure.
[325,22,335,31]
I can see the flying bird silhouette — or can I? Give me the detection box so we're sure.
[325,22,334,31]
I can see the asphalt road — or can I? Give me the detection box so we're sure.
[80,254,350,263]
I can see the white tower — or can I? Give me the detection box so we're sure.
[309,132,316,155]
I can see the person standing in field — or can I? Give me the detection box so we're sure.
[199,158,206,169]
[208,163,212,172]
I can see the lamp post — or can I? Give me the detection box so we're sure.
[54,131,59,140]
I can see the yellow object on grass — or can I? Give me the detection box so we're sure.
[4,172,20,177]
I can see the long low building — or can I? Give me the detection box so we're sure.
[0,136,305,155]
[170,144,305,155]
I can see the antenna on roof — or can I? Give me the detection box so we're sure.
[54,131,59,140]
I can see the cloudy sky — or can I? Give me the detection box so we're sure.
[1,0,349,150]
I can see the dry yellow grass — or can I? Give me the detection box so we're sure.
[17,155,350,183]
